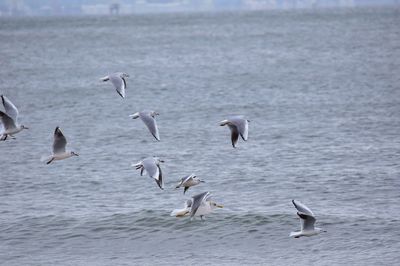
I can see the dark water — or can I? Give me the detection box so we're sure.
[1,7,400,265]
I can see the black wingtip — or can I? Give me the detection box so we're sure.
[152,134,160,141]
[292,200,296,207]
[116,89,124,98]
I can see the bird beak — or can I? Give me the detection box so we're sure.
[200,180,205,183]
[216,204,224,208]
[160,160,165,163]
[75,153,79,156]
[24,127,29,129]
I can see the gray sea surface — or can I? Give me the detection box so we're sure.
[1,7,400,266]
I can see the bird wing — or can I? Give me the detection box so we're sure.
[182,174,194,185]
[0,111,16,130]
[190,192,210,217]
[228,124,239,148]
[142,158,160,181]
[53,127,67,154]
[140,112,160,141]
[109,74,126,98]
[176,174,191,188]
[155,165,164,190]
[298,212,316,231]
[1,95,19,123]
[292,200,316,231]
[230,117,248,141]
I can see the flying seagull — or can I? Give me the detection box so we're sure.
[129,110,160,141]
[0,95,28,141]
[171,192,223,220]
[100,72,129,98]
[133,157,165,190]
[290,200,326,238]
[42,127,79,164]
[219,116,249,148]
[175,173,204,194]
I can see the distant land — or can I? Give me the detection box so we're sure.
[0,0,399,16]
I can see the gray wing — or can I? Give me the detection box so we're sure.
[176,174,191,188]
[292,200,315,216]
[142,158,160,181]
[292,200,316,231]
[230,117,248,141]
[53,127,67,154]
[155,165,164,190]
[228,124,239,148]
[140,112,160,141]
[298,213,316,231]
[190,192,210,217]
[1,95,19,123]
[109,74,126,98]
[0,111,16,130]
[182,174,193,185]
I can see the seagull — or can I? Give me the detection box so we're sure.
[175,173,204,194]
[0,95,28,141]
[290,200,326,238]
[100,72,129,98]
[171,192,223,220]
[219,116,249,148]
[133,157,165,190]
[129,110,160,141]
[42,127,79,164]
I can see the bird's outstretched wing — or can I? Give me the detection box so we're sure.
[53,127,67,154]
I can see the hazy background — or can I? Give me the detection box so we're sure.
[1,0,399,16]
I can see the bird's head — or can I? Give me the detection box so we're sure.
[210,201,224,209]
[219,120,230,126]
[154,157,164,164]
[71,151,79,157]
[150,111,159,117]
[121,73,130,78]
[21,125,29,130]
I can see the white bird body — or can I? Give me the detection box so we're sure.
[2,126,24,135]
[0,95,28,141]
[289,229,322,238]
[193,202,214,217]
[290,200,325,238]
